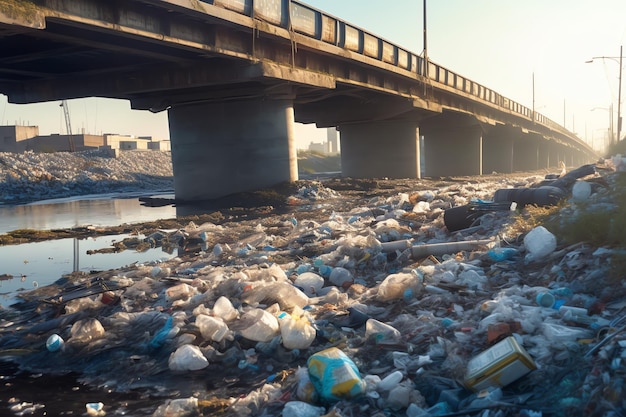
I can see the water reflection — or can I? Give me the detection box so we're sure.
[0,193,176,234]
[0,234,176,308]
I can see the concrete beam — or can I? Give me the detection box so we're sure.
[168,97,297,201]
[338,120,420,179]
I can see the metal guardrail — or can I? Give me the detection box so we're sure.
[201,0,578,144]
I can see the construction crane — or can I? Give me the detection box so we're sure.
[60,100,75,152]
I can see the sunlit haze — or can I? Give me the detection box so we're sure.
[1,0,625,151]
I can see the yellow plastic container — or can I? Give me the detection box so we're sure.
[464,336,536,392]
[307,347,365,401]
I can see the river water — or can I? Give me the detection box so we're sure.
[0,194,177,308]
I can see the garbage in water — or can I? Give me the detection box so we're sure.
[1,160,625,416]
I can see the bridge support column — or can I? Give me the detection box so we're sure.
[421,124,482,177]
[338,121,421,178]
[483,126,515,174]
[513,133,541,172]
[168,98,297,201]
[548,142,561,169]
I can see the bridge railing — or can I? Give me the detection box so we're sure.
[204,0,575,142]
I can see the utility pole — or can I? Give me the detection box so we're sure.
[423,0,428,78]
[533,71,535,124]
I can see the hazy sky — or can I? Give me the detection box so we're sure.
[1,0,625,150]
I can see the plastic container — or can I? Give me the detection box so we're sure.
[239,309,280,342]
[464,336,536,391]
[46,334,64,352]
[365,319,402,345]
[524,226,556,261]
[377,370,404,391]
[212,296,238,321]
[166,283,196,303]
[535,292,556,308]
[195,314,229,342]
[168,344,209,371]
[294,272,325,297]
[487,247,519,262]
[493,186,565,207]
[307,347,366,401]
[329,267,353,287]
[377,272,420,302]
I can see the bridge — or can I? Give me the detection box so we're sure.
[0,0,596,201]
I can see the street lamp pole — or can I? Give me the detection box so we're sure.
[617,45,623,143]
[586,45,624,146]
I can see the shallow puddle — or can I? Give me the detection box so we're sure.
[0,234,176,308]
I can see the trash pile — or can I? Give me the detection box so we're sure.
[0,149,174,204]
[1,159,626,417]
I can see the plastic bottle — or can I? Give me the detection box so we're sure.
[293,272,325,297]
[365,319,402,345]
[307,347,366,401]
[195,314,230,342]
[535,292,556,308]
[329,267,353,287]
[46,334,64,352]
[377,370,404,391]
[487,247,519,262]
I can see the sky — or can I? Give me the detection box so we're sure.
[1,0,626,151]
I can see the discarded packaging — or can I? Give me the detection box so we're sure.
[464,336,537,391]
[307,347,366,401]
[524,226,556,261]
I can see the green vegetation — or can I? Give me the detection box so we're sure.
[509,172,626,284]
[607,139,626,157]
[545,173,626,247]
[297,150,341,174]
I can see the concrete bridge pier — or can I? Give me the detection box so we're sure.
[167,97,298,202]
[483,125,515,174]
[421,115,483,177]
[513,133,541,172]
[338,120,421,178]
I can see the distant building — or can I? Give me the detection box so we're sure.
[327,127,339,154]
[306,127,340,155]
[0,125,172,153]
[148,140,171,151]
[105,133,170,151]
[0,125,40,152]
